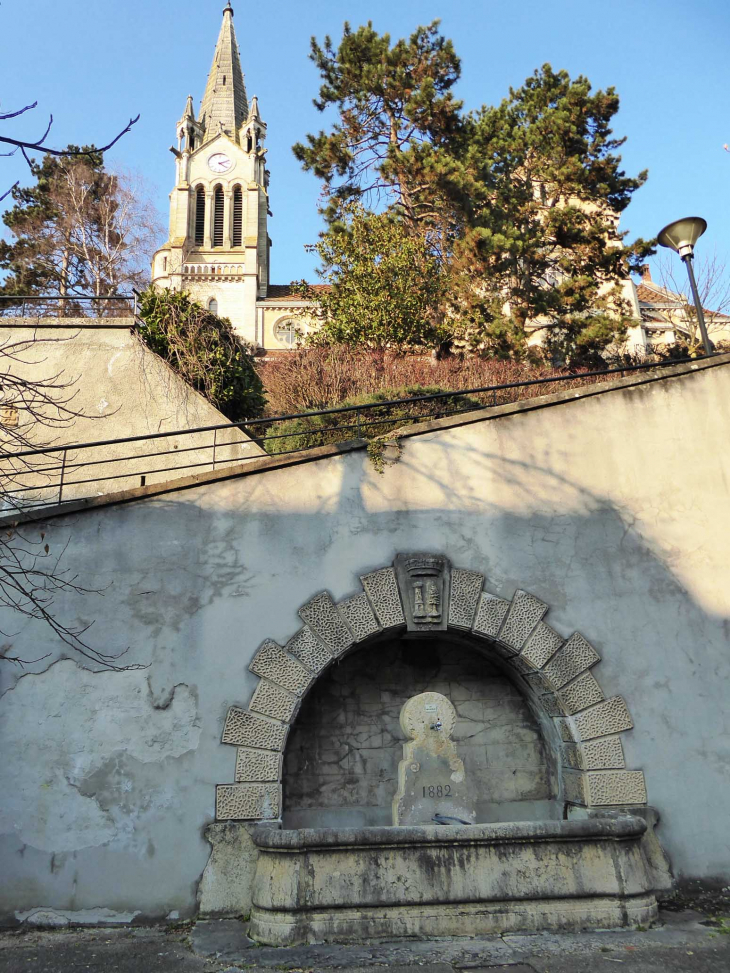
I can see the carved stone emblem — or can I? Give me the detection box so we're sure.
[395,554,451,633]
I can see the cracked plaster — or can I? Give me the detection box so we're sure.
[0,661,200,853]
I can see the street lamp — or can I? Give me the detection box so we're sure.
[657,216,713,357]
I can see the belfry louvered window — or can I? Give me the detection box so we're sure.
[232,187,243,247]
[213,187,224,247]
[194,187,205,245]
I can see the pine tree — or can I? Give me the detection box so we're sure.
[293,20,462,234]
[295,25,654,364]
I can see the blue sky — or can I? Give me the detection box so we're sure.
[1,0,728,284]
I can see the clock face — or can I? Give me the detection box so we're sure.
[208,153,233,173]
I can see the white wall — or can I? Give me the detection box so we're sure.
[1,357,729,923]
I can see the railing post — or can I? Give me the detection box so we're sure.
[212,428,217,470]
[58,450,67,505]
[356,409,362,440]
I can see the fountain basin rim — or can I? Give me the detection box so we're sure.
[252,815,647,851]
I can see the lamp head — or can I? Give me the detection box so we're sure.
[657,216,707,259]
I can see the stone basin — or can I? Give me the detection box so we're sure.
[249,816,658,945]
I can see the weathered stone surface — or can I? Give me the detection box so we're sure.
[216,783,281,821]
[299,592,354,655]
[393,693,476,826]
[249,818,657,945]
[249,680,298,723]
[249,640,313,696]
[499,590,548,650]
[557,672,604,715]
[472,593,511,640]
[285,626,332,673]
[564,769,647,806]
[361,567,405,628]
[448,569,483,630]
[198,822,260,917]
[282,641,550,828]
[221,708,286,751]
[520,622,564,670]
[542,633,601,691]
[234,748,281,783]
[562,737,626,771]
[573,697,633,740]
[337,593,380,642]
[395,554,451,633]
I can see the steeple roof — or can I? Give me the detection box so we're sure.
[199,4,248,142]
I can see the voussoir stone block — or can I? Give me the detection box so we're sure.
[556,717,580,744]
[361,567,405,628]
[216,783,281,821]
[337,593,381,642]
[498,590,548,650]
[540,692,565,718]
[520,622,564,670]
[285,626,332,673]
[573,696,633,741]
[542,633,600,691]
[472,593,511,641]
[249,679,299,723]
[584,771,647,806]
[235,748,282,783]
[562,770,587,805]
[221,708,287,751]
[557,671,604,715]
[299,592,354,655]
[563,737,626,771]
[448,569,483,629]
[249,640,313,696]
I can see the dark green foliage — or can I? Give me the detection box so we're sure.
[264,385,480,455]
[137,289,265,422]
[295,24,654,364]
[295,205,448,350]
[293,20,462,229]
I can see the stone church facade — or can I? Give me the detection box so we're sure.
[151,3,319,352]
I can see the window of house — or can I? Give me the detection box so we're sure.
[208,298,219,315]
[274,317,300,348]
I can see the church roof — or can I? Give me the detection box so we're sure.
[199,4,248,143]
[262,284,332,303]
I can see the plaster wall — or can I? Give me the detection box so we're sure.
[0,322,262,507]
[1,359,729,923]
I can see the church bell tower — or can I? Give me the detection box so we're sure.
[151,3,271,343]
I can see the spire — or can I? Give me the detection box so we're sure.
[199,5,248,142]
[183,94,195,122]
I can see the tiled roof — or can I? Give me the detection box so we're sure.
[261,284,331,303]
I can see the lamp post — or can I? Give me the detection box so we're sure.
[657,216,713,357]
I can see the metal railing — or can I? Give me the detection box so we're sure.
[0,294,137,319]
[0,355,701,512]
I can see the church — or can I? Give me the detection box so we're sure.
[151,3,318,351]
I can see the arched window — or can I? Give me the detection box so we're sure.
[213,186,224,248]
[195,186,206,245]
[232,186,243,247]
[208,298,219,315]
[162,256,168,273]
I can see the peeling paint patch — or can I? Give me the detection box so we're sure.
[16,907,142,927]
[0,660,201,853]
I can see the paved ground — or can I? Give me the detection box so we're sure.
[1,911,729,972]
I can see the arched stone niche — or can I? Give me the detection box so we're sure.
[216,555,648,823]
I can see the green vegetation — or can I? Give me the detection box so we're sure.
[264,385,481,457]
[137,289,265,422]
[295,22,654,365]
